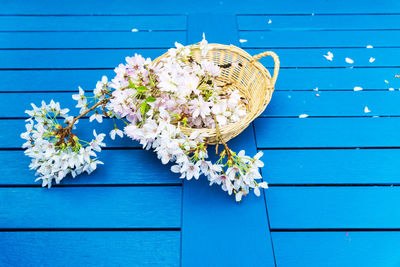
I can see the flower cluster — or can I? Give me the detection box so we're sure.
[21,35,268,201]
[21,100,106,187]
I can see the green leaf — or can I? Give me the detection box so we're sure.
[140,102,147,115]
[128,80,136,89]
[146,96,156,102]
[137,86,148,93]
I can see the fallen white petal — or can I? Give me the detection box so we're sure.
[268,19,272,24]
[366,45,373,48]
[313,87,319,91]
[131,28,139,32]
[299,114,309,118]
[239,39,247,43]
[345,57,354,64]
[369,57,375,63]
[389,88,395,91]
[323,51,333,61]
[364,106,371,113]
[353,86,363,91]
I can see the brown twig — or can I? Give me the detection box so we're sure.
[54,96,114,147]
[67,96,113,129]
[212,114,232,160]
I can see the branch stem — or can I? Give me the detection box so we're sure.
[67,96,113,129]
[212,114,232,160]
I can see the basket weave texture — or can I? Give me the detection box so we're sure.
[153,43,280,144]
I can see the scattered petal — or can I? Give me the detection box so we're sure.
[268,19,272,24]
[345,57,354,64]
[323,51,333,61]
[299,114,309,118]
[239,39,247,43]
[131,28,138,32]
[389,88,395,91]
[313,87,319,91]
[369,57,375,63]
[353,86,363,91]
[385,80,389,84]
[366,45,373,48]
[364,106,371,113]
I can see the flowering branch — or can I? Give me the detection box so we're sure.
[21,35,268,202]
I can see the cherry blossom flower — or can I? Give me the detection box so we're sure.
[110,128,124,140]
[22,101,105,187]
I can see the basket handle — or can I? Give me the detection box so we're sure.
[250,51,280,86]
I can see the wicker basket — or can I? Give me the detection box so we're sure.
[153,43,279,144]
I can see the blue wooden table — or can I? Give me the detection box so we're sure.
[1,0,400,266]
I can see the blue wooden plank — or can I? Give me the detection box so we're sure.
[182,126,275,266]
[266,186,400,229]
[0,186,181,228]
[272,232,400,267]
[240,31,400,48]
[263,149,400,184]
[0,32,185,48]
[238,14,400,30]
[1,119,140,148]
[0,49,166,69]
[247,48,400,68]
[3,91,400,117]
[263,91,400,117]
[0,15,186,31]
[254,117,400,148]
[276,68,400,91]
[0,48,396,69]
[181,13,275,267]
[0,150,180,185]
[0,70,114,91]
[0,0,399,14]
[0,92,76,116]
[0,231,180,266]
[0,68,398,92]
